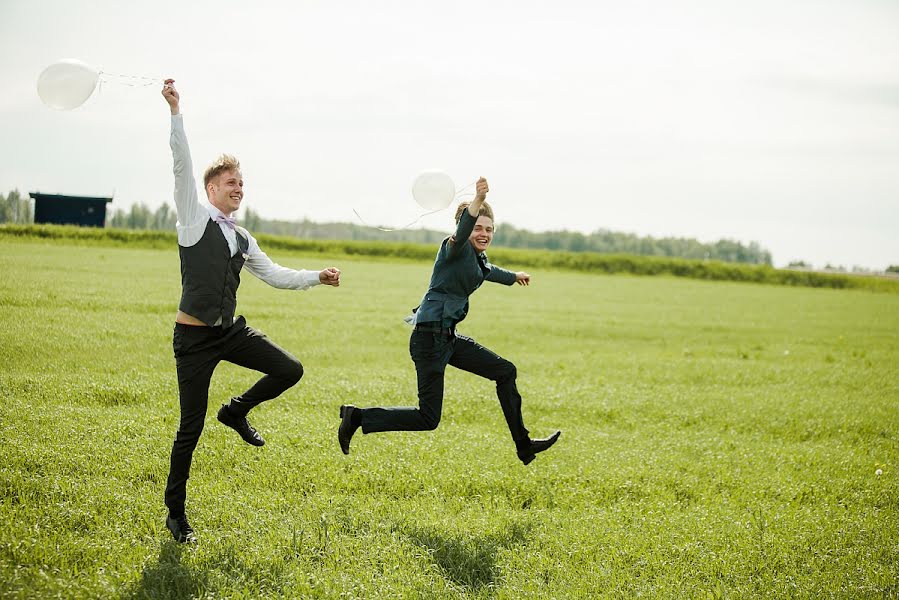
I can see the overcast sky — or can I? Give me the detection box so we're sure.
[1,0,897,269]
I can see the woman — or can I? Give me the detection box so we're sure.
[338,177,560,465]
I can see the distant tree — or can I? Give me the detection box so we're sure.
[242,206,262,231]
[126,203,151,229]
[152,203,177,230]
[787,260,811,268]
[568,232,588,252]
[7,190,19,223]
[0,190,32,224]
[887,265,899,274]
[106,207,125,228]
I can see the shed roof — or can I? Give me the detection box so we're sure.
[29,193,113,203]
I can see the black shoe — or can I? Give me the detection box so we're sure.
[517,430,561,465]
[217,404,265,446]
[166,513,197,544]
[338,405,360,455]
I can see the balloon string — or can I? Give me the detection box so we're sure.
[352,207,447,232]
[98,70,160,87]
[454,179,477,197]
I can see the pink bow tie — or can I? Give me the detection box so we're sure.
[214,215,237,229]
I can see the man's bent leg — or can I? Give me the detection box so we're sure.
[360,331,453,433]
[220,321,304,416]
[448,335,530,443]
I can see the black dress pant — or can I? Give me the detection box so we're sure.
[360,329,530,442]
[164,316,303,516]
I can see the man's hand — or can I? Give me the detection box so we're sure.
[515,271,531,286]
[474,177,489,202]
[468,177,489,218]
[162,78,180,115]
[319,267,341,287]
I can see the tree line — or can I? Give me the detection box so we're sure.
[2,192,775,265]
[105,200,775,265]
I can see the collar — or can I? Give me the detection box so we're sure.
[206,202,233,222]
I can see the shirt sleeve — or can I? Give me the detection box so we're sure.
[445,209,477,260]
[241,229,322,290]
[170,115,208,246]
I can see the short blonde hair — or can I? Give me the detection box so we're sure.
[203,154,241,189]
[454,200,494,224]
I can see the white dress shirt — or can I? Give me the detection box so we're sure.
[169,114,321,291]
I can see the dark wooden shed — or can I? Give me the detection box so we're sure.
[29,193,112,227]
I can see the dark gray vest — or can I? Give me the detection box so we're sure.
[178,218,249,326]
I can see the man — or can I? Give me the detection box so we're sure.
[338,178,560,465]
[161,79,341,543]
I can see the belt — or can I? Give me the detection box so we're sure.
[414,323,455,336]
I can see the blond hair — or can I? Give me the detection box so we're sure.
[454,200,494,224]
[203,154,241,189]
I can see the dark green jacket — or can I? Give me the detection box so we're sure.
[414,209,518,327]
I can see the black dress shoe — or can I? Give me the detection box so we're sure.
[338,405,360,455]
[516,430,561,465]
[166,513,197,544]
[217,404,265,446]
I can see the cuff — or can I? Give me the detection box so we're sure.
[304,270,322,287]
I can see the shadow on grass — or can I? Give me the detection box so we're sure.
[405,523,528,595]
[125,541,210,600]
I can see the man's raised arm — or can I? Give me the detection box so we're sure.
[162,79,205,232]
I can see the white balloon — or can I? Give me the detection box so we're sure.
[37,59,100,110]
[412,170,455,211]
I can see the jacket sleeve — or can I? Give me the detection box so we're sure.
[446,210,478,260]
[485,261,518,285]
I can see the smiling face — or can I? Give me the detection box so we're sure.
[468,215,494,253]
[207,169,244,215]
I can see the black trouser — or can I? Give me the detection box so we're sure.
[164,316,303,516]
[360,329,530,443]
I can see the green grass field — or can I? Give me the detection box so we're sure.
[0,238,896,599]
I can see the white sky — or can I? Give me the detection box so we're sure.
[1,0,897,269]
